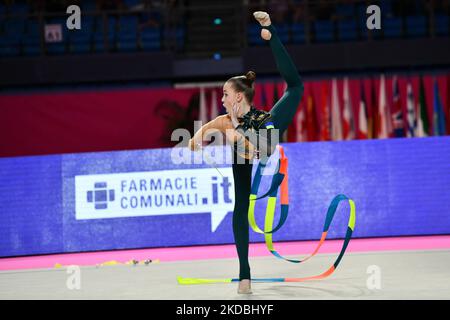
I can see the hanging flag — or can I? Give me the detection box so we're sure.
[306,93,319,141]
[331,78,343,140]
[386,78,394,137]
[260,83,268,110]
[417,76,429,137]
[210,88,218,120]
[358,80,368,139]
[273,81,288,142]
[406,80,417,137]
[319,81,331,140]
[392,76,405,137]
[370,77,377,139]
[273,81,279,106]
[377,74,390,139]
[295,103,307,142]
[199,87,208,125]
[342,77,356,140]
[447,75,450,135]
[433,77,447,136]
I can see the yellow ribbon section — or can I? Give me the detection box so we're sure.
[349,199,356,231]
[177,276,232,285]
[264,197,277,251]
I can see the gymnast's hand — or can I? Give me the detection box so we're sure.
[188,138,203,152]
[230,102,241,129]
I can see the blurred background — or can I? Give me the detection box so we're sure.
[0,0,449,260]
[0,0,449,158]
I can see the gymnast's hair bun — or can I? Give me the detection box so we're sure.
[245,71,256,83]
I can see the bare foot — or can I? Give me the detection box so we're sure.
[237,279,253,294]
[253,11,272,40]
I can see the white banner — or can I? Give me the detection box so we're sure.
[75,168,234,232]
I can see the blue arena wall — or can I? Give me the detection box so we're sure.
[1,137,449,258]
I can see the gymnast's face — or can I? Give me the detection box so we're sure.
[221,81,244,115]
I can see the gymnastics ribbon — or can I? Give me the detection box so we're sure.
[178,145,356,285]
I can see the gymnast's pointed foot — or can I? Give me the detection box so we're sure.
[237,279,253,294]
[253,11,272,40]
[253,11,271,26]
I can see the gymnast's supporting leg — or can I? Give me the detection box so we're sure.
[231,162,253,283]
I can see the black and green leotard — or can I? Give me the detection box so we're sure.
[231,24,304,280]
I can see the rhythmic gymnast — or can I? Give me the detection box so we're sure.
[188,11,304,294]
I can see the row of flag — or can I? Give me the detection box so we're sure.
[293,75,448,142]
[196,74,449,142]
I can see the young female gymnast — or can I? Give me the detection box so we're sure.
[188,11,304,294]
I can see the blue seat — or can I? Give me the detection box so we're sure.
[117,16,138,51]
[78,16,94,32]
[291,23,305,44]
[247,23,265,46]
[279,24,290,43]
[3,19,25,44]
[92,16,103,33]
[162,25,184,50]
[118,36,138,52]
[93,15,117,35]
[117,31,138,52]
[383,17,403,38]
[140,27,160,51]
[314,20,334,42]
[70,41,91,53]
[23,20,40,55]
[92,17,117,52]
[0,46,20,56]
[93,32,107,52]
[107,17,118,50]
[25,19,41,36]
[69,29,92,53]
[107,16,117,38]
[0,37,21,57]
[176,26,185,49]
[435,14,449,36]
[22,34,41,56]
[406,15,427,37]
[120,15,138,32]
[338,20,357,41]
[46,42,67,55]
